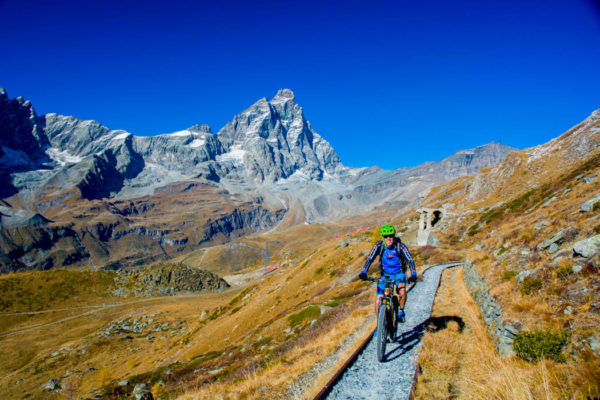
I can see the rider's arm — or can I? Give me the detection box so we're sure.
[360,240,382,275]
[398,242,417,276]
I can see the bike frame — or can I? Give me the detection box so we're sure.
[368,275,399,361]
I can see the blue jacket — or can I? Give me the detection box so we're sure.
[361,239,417,276]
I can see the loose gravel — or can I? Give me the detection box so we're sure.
[324,263,461,400]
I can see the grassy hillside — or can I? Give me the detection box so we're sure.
[413,119,600,398]
[0,220,465,399]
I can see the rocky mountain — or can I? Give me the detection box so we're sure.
[217,89,341,183]
[0,86,514,272]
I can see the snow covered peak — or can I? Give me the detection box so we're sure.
[271,89,295,103]
[187,124,212,134]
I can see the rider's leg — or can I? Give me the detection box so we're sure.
[397,285,407,310]
[375,294,383,316]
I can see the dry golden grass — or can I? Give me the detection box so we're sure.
[415,266,600,400]
[0,226,382,399]
[176,223,344,275]
[0,288,235,399]
[176,303,373,400]
[411,136,600,399]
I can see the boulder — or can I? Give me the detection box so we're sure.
[43,379,60,390]
[581,193,600,212]
[534,220,551,231]
[537,227,578,251]
[133,383,153,400]
[516,268,537,284]
[573,235,600,258]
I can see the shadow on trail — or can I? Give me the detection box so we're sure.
[427,315,465,333]
[384,315,465,362]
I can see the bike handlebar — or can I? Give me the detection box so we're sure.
[363,275,416,284]
[364,276,398,283]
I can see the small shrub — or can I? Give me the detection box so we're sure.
[314,267,324,275]
[497,247,507,256]
[520,277,542,295]
[594,202,600,212]
[594,224,600,234]
[502,270,518,280]
[287,306,320,328]
[556,265,573,278]
[513,330,567,361]
[207,307,223,320]
[253,336,272,348]
[467,225,479,237]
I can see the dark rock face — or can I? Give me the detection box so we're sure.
[0,87,50,197]
[200,207,286,245]
[0,87,49,160]
[0,223,89,273]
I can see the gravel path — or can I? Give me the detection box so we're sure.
[324,263,461,400]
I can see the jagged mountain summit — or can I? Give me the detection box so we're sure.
[217,89,341,183]
[0,86,514,271]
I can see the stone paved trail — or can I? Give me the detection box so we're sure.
[325,263,461,400]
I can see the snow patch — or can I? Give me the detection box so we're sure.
[216,146,246,166]
[170,129,193,137]
[187,139,206,148]
[46,147,83,166]
[111,132,130,141]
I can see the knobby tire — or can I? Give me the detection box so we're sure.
[376,302,388,362]
[390,296,398,341]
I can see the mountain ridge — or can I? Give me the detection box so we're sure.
[0,86,514,271]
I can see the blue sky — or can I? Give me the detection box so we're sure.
[1,0,599,169]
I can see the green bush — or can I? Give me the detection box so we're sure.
[287,306,321,328]
[520,277,542,295]
[513,330,567,361]
[556,265,573,278]
[253,336,272,348]
[467,224,479,237]
[502,270,518,280]
[594,224,600,234]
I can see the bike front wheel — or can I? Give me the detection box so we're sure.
[390,296,399,341]
[376,302,388,362]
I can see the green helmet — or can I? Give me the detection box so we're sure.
[380,224,395,237]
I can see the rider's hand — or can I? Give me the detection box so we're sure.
[409,273,417,284]
[359,271,368,280]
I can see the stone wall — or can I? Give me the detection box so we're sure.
[462,260,520,356]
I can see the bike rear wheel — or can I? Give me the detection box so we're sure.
[376,301,388,362]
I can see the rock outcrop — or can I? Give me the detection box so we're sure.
[118,263,230,296]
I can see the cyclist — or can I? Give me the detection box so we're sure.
[359,224,417,324]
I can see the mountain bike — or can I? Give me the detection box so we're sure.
[367,275,400,362]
